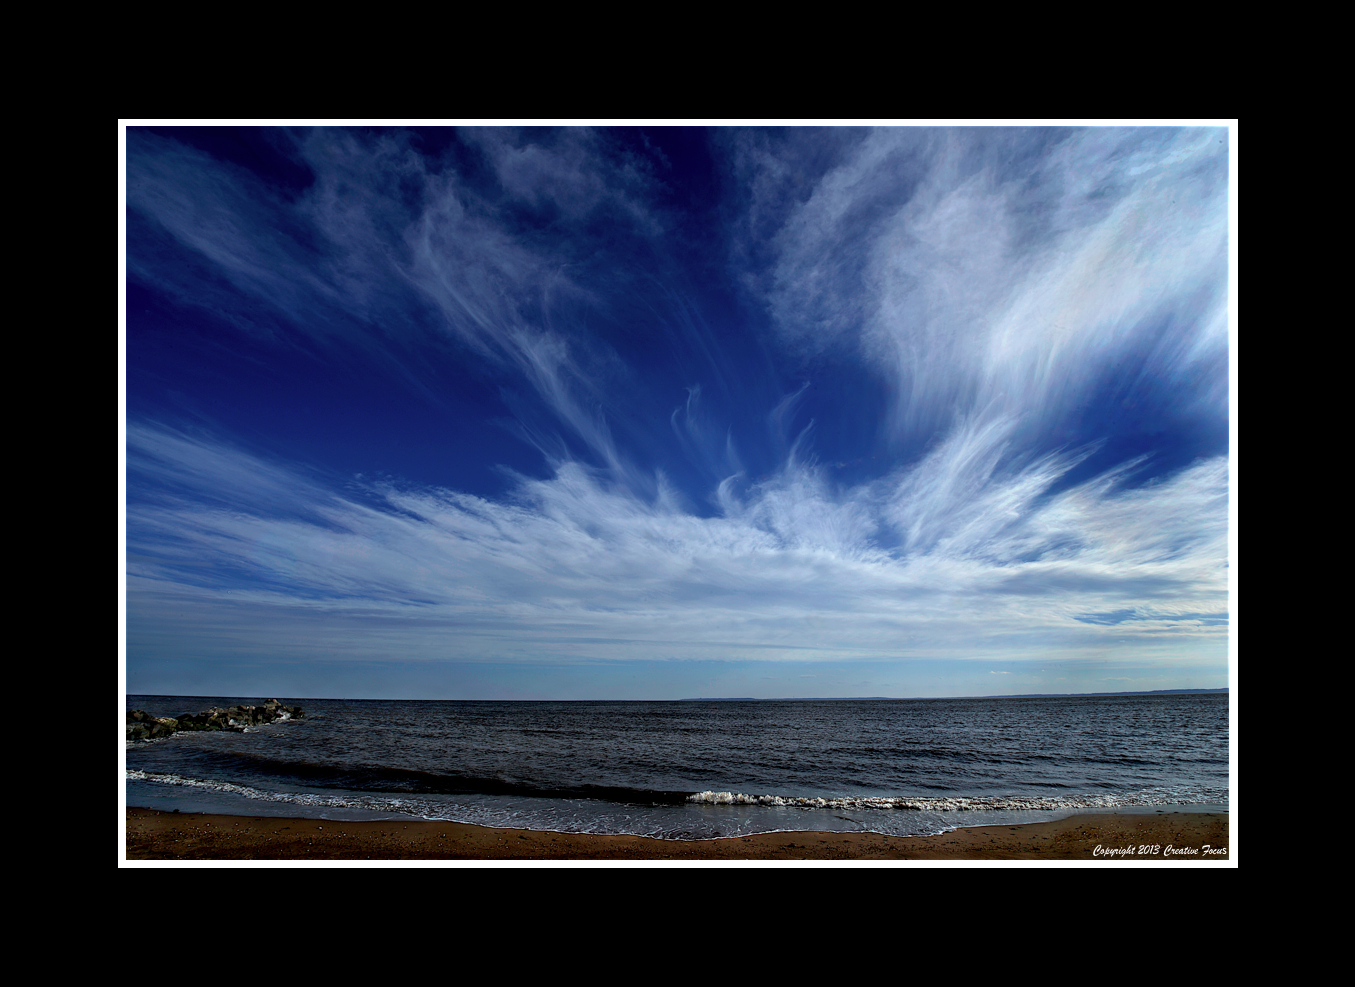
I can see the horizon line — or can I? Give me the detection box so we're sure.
[126,687,1229,703]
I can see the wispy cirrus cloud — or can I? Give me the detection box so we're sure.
[128,420,1226,667]
[125,126,1230,696]
[129,127,660,485]
[740,127,1228,453]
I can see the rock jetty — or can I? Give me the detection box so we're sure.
[126,699,304,741]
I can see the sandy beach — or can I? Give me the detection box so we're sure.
[125,807,1229,862]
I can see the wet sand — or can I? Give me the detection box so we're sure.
[125,807,1230,861]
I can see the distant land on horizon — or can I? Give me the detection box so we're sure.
[127,688,1229,703]
[683,688,1230,701]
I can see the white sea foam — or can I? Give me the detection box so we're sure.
[125,770,427,816]
[128,770,1219,816]
[685,789,1224,811]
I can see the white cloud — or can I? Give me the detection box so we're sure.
[128,128,654,486]
[125,127,1230,689]
[128,423,1227,667]
[756,128,1228,444]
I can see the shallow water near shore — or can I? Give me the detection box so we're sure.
[125,693,1228,839]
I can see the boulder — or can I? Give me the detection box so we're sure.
[126,701,303,741]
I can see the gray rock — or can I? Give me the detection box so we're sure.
[126,701,303,741]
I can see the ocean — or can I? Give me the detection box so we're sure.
[124,693,1229,840]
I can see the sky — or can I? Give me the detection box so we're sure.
[121,123,1234,700]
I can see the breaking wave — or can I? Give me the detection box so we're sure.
[686,788,1228,811]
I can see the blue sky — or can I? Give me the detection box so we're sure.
[121,124,1233,700]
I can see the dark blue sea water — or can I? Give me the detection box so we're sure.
[125,693,1229,839]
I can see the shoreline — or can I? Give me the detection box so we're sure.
[125,807,1230,861]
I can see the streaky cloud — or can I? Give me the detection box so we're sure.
[125,125,1231,696]
[128,420,1226,667]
